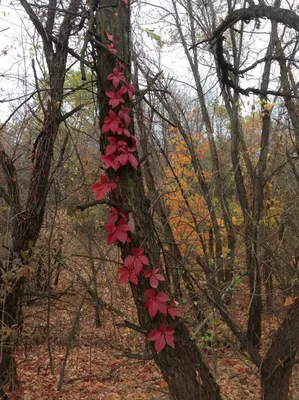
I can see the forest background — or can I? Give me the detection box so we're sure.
[0,0,299,399]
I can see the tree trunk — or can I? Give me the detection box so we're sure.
[94,3,221,398]
[261,299,299,400]
[0,0,80,390]
[262,258,274,313]
[136,104,207,327]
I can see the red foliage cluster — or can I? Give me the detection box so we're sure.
[90,15,181,352]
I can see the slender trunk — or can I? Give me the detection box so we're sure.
[0,0,80,390]
[137,108,207,326]
[229,102,262,347]
[86,227,101,328]
[262,255,274,313]
[172,0,236,285]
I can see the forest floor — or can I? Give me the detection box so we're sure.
[7,276,299,400]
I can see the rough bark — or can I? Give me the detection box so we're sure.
[261,299,299,400]
[94,3,221,399]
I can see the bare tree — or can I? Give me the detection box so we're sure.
[0,0,82,391]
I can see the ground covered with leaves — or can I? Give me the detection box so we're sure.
[8,277,299,400]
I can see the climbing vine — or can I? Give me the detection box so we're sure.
[90,2,181,353]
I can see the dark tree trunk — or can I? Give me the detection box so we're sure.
[229,104,262,348]
[261,299,299,400]
[0,0,80,391]
[94,3,221,399]
[262,258,274,313]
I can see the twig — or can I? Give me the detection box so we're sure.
[123,351,154,360]
[123,320,147,334]
[76,199,129,213]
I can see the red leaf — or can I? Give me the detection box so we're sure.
[107,43,117,54]
[90,175,117,199]
[116,152,130,167]
[118,106,131,126]
[165,334,175,348]
[126,83,135,100]
[138,255,149,265]
[124,248,149,274]
[118,269,129,285]
[147,329,161,341]
[107,207,119,224]
[116,228,129,243]
[101,154,120,171]
[156,292,170,302]
[118,265,138,285]
[124,255,135,266]
[148,323,175,352]
[115,219,131,243]
[106,90,125,108]
[107,67,126,89]
[105,218,131,245]
[133,258,143,274]
[118,61,125,70]
[168,308,182,319]
[167,301,182,319]
[129,154,139,168]
[157,302,167,315]
[116,125,131,137]
[143,268,165,288]
[145,289,155,298]
[147,300,158,319]
[143,270,151,278]
[145,290,169,319]
[129,274,138,285]
[155,334,166,352]
[132,248,144,256]
[102,110,121,133]
[150,276,159,288]
[107,207,127,224]
[106,136,118,155]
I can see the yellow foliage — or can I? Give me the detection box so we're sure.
[260,98,276,114]
[232,207,244,226]
[165,128,212,254]
[263,197,282,228]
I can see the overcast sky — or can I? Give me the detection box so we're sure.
[0,1,34,120]
[1,0,298,123]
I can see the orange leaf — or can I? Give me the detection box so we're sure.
[284,296,296,306]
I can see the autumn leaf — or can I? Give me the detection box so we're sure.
[107,67,126,89]
[102,110,121,133]
[124,248,149,274]
[143,268,165,288]
[105,218,131,244]
[118,106,131,126]
[90,175,117,200]
[106,88,126,108]
[167,301,182,319]
[126,83,135,100]
[118,264,138,285]
[106,136,118,155]
[107,206,127,224]
[148,323,175,352]
[284,296,296,307]
[101,154,120,171]
[145,289,169,319]
[107,43,117,53]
